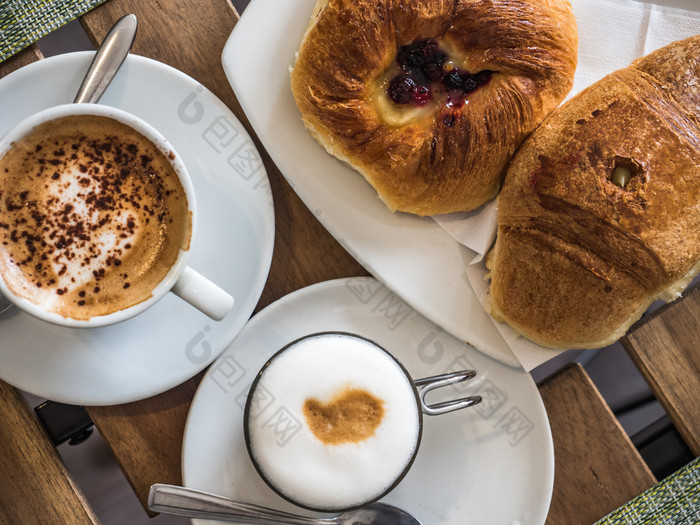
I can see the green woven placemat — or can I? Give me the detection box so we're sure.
[0,0,108,62]
[595,457,700,525]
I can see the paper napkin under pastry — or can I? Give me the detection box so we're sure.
[434,0,700,371]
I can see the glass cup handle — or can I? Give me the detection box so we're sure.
[414,370,482,416]
[171,267,234,321]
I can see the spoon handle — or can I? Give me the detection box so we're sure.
[148,484,339,525]
[73,14,137,104]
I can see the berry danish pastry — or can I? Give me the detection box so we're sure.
[291,0,578,215]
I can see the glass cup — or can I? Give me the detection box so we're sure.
[243,331,481,512]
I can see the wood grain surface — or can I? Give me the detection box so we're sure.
[622,284,700,456]
[0,380,99,525]
[85,373,204,516]
[0,45,42,80]
[79,1,368,313]
[0,1,688,523]
[78,0,365,514]
[540,364,656,524]
[0,43,101,525]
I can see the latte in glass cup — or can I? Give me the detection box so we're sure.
[244,332,423,512]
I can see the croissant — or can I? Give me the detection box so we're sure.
[487,35,700,350]
[290,0,578,215]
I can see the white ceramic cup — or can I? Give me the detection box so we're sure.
[0,103,234,328]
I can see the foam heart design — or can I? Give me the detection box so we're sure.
[303,388,385,445]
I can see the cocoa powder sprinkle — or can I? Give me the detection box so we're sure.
[0,115,190,320]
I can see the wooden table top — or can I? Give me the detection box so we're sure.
[0,1,698,523]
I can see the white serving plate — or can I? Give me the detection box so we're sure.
[222,0,518,367]
[222,0,700,369]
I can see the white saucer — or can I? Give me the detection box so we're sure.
[0,52,275,405]
[182,278,554,525]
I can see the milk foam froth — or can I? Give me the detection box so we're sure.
[246,333,421,511]
[43,165,138,290]
[0,115,191,320]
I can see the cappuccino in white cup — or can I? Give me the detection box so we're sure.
[0,104,233,326]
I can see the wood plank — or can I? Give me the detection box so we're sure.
[0,380,99,525]
[539,363,656,524]
[621,283,700,456]
[0,45,43,79]
[0,32,97,525]
[79,3,242,119]
[86,373,203,515]
[78,1,367,317]
[81,1,367,513]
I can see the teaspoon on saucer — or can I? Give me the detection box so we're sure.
[148,483,422,525]
[0,14,137,317]
[73,13,137,104]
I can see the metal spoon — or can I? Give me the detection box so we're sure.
[73,13,137,104]
[148,484,421,525]
[0,14,137,315]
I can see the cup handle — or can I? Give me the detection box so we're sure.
[171,267,234,321]
[414,370,482,416]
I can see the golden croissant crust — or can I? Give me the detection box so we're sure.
[290,0,578,215]
[487,35,700,349]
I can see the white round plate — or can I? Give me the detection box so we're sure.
[183,277,554,525]
[0,53,275,405]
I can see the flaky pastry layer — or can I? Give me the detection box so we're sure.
[487,35,700,349]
